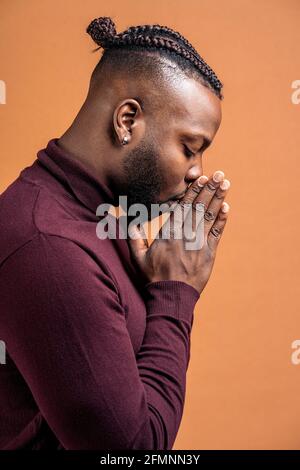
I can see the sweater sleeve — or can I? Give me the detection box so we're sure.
[0,233,200,450]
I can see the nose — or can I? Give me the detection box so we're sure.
[184,161,203,185]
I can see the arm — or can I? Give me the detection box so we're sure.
[0,233,199,450]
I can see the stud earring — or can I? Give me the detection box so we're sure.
[121,135,129,145]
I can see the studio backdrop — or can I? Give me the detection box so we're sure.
[1,0,300,450]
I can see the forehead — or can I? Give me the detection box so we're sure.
[167,77,222,139]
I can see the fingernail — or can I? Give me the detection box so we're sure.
[213,171,225,183]
[221,202,230,213]
[198,175,208,186]
[220,179,230,191]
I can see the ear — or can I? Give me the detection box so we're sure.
[113,98,145,146]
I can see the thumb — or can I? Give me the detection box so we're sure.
[127,223,149,268]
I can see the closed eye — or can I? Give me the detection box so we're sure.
[183,144,196,158]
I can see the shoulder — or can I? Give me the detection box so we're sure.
[0,232,121,312]
[0,176,41,265]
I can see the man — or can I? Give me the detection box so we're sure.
[0,16,230,450]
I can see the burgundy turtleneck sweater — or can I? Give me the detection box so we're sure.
[0,138,200,450]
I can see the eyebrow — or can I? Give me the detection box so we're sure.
[183,133,212,152]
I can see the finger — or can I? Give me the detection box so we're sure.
[180,175,209,204]
[127,224,149,267]
[190,170,225,232]
[156,175,207,240]
[203,179,230,236]
[207,202,230,251]
[155,179,200,240]
[156,171,224,241]
[193,170,225,210]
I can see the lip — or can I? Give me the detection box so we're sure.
[172,189,189,202]
[175,192,187,200]
[163,196,184,207]
[159,187,189,205]
[166,194,185,207]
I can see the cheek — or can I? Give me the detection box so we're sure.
[158,150,187,192]
[163,148,186,175]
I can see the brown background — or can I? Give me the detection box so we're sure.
[1,0,300,449]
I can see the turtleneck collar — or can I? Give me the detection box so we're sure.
[37,137,117,214]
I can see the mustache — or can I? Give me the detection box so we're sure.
[160,184,192,204]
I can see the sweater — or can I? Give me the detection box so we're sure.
[0,138,200,450]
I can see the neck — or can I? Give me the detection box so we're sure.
[57,103,112,188]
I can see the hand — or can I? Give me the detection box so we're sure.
[128,171,230,295]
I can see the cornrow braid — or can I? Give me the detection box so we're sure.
[125,24,202,61]
[86,17,223,99]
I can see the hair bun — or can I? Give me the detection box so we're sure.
[86,17,117,47]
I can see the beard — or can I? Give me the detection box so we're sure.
[122,136,164,215]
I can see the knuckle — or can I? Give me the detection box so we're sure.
[179,200,188,210]
[204,209,215,221]
[192,200,206,212]
[214,191,225,200]
[205,181,218,193]
[210,226,222,238]
[190,185,201,196]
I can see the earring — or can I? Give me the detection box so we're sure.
[121,135,129,145]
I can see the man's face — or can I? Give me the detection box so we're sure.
[122,77,222,217]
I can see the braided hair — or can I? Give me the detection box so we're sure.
[86,16,223,99]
